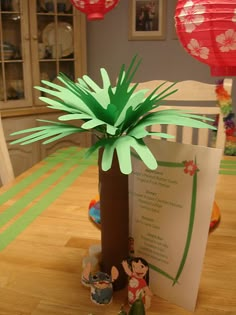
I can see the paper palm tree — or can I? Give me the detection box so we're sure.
[10,56,217,291]
[11,56,215,174]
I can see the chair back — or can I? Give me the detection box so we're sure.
[0,114,14,185]
[135,79,233,149]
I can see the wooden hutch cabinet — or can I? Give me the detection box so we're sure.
[0,0,90,177]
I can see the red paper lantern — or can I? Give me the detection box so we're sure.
[70,0,119,20]
[175,0,236,76]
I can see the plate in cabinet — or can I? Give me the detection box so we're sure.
[42,22,73,57]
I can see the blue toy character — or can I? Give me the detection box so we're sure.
[82,262,119,305]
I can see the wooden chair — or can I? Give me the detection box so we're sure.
[0,114,14,185]
[135,79,233,149]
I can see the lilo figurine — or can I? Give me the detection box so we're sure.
[82,262,119,305]
[122,257,152,309]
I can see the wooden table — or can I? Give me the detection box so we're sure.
[0,147,235,315]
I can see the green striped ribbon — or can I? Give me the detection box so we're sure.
[0,146,81,205]
[0,147,97,251]
[219,159,236,175]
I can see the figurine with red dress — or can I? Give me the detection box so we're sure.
[122,257,152,309]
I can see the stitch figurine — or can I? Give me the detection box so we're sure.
[122,257,152,309]
[82,262,119,305]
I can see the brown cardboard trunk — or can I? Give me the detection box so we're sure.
[98,149,129,290]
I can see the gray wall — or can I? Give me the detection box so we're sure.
[86,0,235,114]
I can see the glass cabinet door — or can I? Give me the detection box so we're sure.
[0,0,32,109]
[30,0,87,105]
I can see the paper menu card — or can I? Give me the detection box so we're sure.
[129,138,222,311]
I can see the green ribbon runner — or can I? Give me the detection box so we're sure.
[0,147,82,205]
[0,147,97,251]
[219,159,236,175]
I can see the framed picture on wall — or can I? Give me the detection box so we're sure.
[129,0,166,41]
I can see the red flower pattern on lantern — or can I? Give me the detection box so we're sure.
[175,0,236,76]
[178,1,206,33]
[187,38,209,60]
[70,0,119,20]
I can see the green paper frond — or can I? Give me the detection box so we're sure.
[85,135,157,175]
[10,56,217,174]
[11,120,86,145]
[130,109,216,134]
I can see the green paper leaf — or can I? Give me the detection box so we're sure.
[82,74,102,92]
[42,131,78,144]
[59,113,92,121]
[150,81,178,104]
[100,68,111,89]
[106,103,119,124]
[119,84,179,134]
[39,97,80,113]
[81,118,117,135]
[39,80,66,91]
[130,138,158,170]
[102,141,116,171]
[131,109,216,136]
[84,138,108,158]
[36,86,94,115]
[147,132,175,139]
[116,138,133,174]
[108,56,141,115]
[57,73,84,97]
[114,90,147,127]
[76,78,90,91]
[81,73,111,109]
[129,127,175,139]
[39,75,113,121]
[11,120,85,145]
[100,136,158,174]
[91,89,111,109]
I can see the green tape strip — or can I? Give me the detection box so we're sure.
[0,160,95,251]
[218,159,236,175]
[0,149,88,228]
[219,170,236,175]
[219,159,236,175]
[220,159,236,165]
[220,167,236,172]
[220,165,236,169]
[0,148,85,205]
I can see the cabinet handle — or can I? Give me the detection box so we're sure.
[32,36,38,40]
